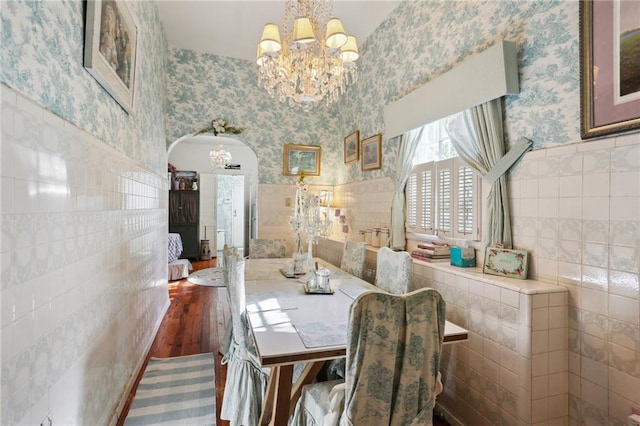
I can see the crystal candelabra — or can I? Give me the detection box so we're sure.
[290,183,332,283]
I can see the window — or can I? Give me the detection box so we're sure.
[405,114,481,240]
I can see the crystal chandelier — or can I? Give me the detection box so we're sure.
[256,0,359,111]
[209,145,232,169]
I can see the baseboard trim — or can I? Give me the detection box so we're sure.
[436,402,465,426]
[109,297,171,426]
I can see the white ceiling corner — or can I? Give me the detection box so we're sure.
[156,0,401,61]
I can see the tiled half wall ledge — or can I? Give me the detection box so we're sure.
[316,237,570,425]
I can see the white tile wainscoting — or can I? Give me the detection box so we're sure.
[316,238,570,425]
[0,85,170,425]
[413,262,569,426]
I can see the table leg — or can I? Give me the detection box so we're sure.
[259,369,277,426]
[260,365,294,426]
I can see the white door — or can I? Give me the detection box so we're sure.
[231,177,245,247]
[217,174,247,255]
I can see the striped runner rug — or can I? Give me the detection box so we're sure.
[124,353,216,426]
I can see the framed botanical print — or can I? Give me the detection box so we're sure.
[84,0,138,114]
[343,130,360,163]
[361,134,382,171]
[283,144,321,176]
[580,0,640,138]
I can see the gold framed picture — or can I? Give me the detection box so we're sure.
[343,130,360,164]
[361,134,382,171]
[283,144,321,176]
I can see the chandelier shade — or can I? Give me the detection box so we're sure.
[325,18,347,49]
[292,17,315,44]
[256,0,358,111]
[340,35,359,63]
[260,23,282,53]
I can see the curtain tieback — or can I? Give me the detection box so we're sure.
[483,137,533,185]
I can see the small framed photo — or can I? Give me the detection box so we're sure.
[580,0,640,138]
[283,144,321,176]
[343,130,360,164]
[361,134,382,171]
[84,0,138,114]
[483,247,529,280]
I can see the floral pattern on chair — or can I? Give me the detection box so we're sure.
[220,253,270,425]
[374,246,412,294]
[340,241,366,279]
[249,238,287,258]
[291,288,446,426]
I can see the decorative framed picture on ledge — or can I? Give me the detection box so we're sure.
[580,0,640,139]
[361,134,382,171]
[84,0,139,114]
[283,144,321,176]
[344,130,360,164]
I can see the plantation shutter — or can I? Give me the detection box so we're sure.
[419,165,434,232]
[406,173,417,229]
[436,159,453,236]
[454,157,478,239]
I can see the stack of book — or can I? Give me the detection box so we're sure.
[410,242,451,262]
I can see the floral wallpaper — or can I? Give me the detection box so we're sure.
[165,0,578,186]
[0,0,168,173]
[333,0,579,183]
[165,49,344,185]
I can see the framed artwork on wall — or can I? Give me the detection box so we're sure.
[343,130,360,164]
[84,0,138,114]
[283,144,321,176]
[361,134,382,171]
[580,0,640,139]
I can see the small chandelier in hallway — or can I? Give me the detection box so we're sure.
[209,145,232,169]
[256,0,359,111]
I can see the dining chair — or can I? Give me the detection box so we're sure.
[340,241,366,279]
[249,238,287,258]
[218,245,235,357]
[290,287,446,426]
[220,252,270,425]
[375,246,412,294]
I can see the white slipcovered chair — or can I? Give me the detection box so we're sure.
[220,253,270,425]
[249,238,287,258]
[375,246,412,294]
[290,288,446,425]
[340,241,366,279]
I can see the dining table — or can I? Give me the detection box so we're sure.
[243,257,469,426]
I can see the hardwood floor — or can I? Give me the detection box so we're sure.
[117,258,449,426]
[116,258,231,426]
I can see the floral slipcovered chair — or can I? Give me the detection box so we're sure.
[375,246,412,294]
[340,241,366,279]
[220,253,270,425]
[290,288,446,425]
[249,238,287,258]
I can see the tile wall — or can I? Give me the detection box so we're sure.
[0,85,169,425]
[332,134,639,425]
[411,263,569,425]
[508,134,640,425]
[256,183,337,255]
[334,177,394,236]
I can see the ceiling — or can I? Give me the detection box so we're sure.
[156,1,401,61]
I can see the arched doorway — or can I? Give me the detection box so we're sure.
[167,134,258,258]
